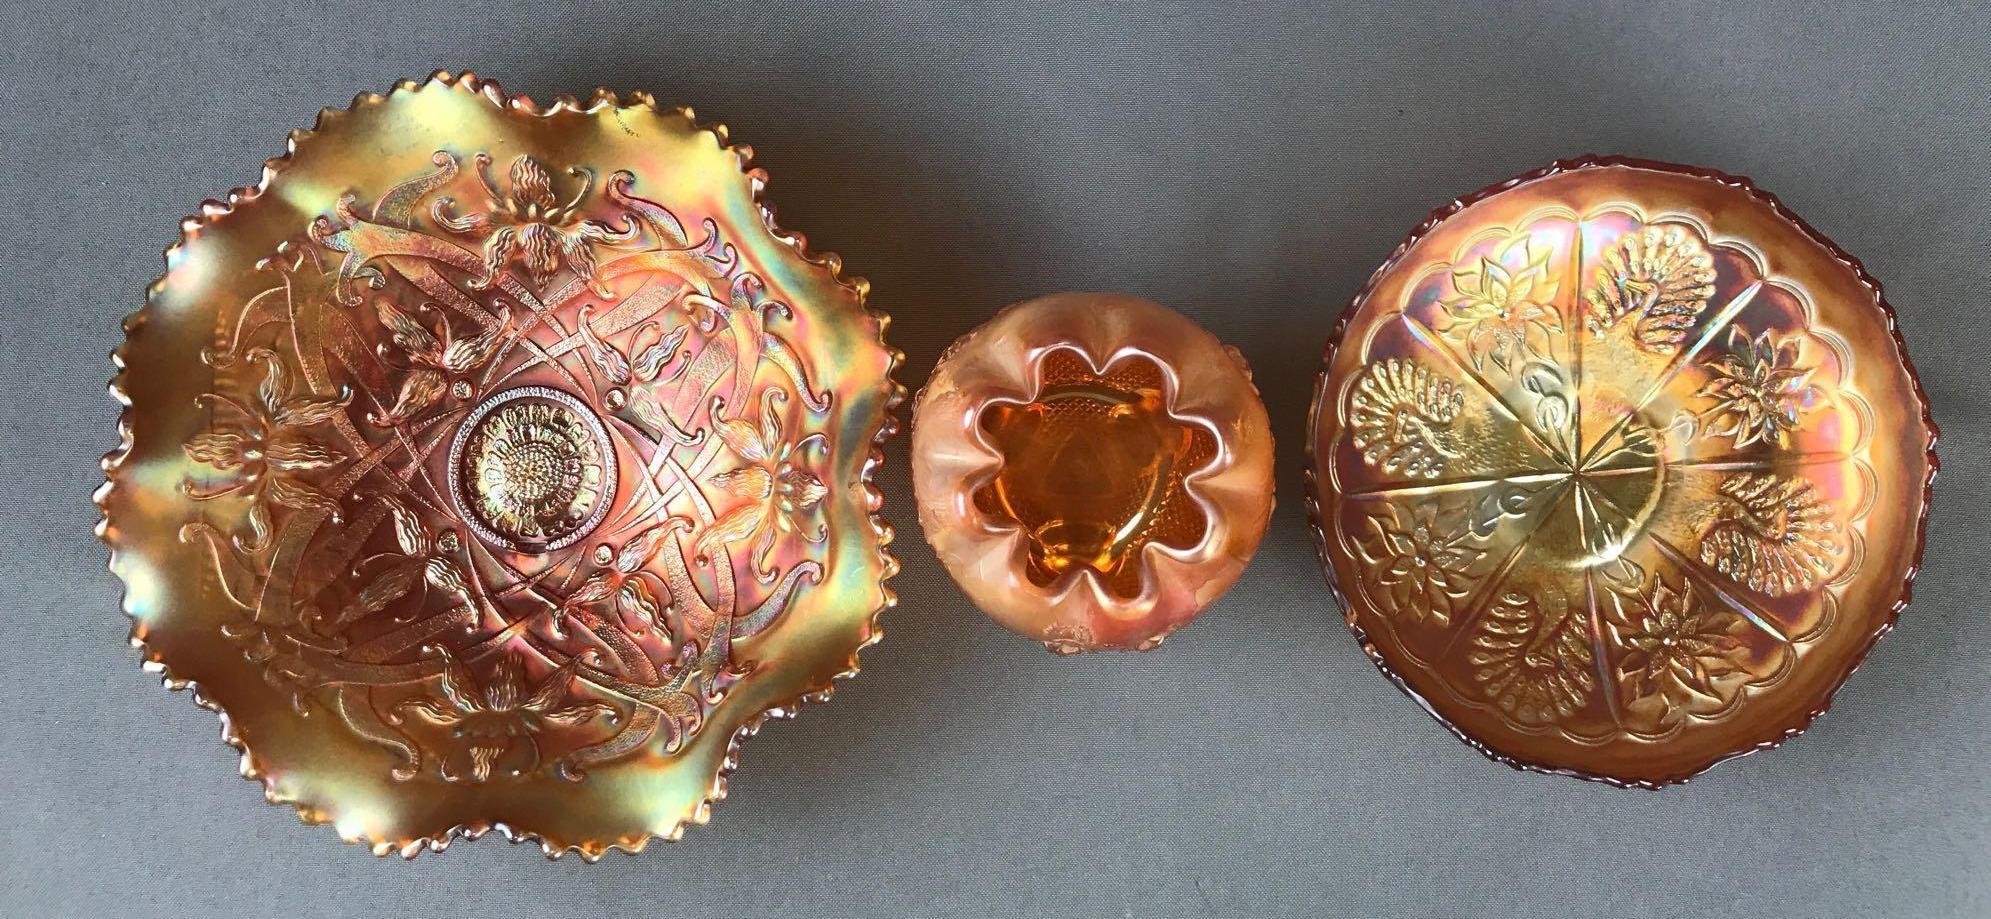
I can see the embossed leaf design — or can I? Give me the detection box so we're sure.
[355,561,425,617]
[375,370,448,427]
[617,579,661,630]
[577,304,633,386]
[632,324,690,381]
[439,306,512,373]
[335,496,470,629]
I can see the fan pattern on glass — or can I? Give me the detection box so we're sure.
[1326,208,1876,741]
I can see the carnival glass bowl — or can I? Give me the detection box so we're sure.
[914,293,1275,653]
[98,72,901,856]
[1306,157,1936,786]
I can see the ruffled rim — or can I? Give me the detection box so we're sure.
[96,70,905,857]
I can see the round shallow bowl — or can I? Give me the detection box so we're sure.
[98,72,901,857]
[1305,157,1936,786]
[913,292,1275,653]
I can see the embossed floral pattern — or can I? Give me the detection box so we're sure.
[434,153,637,295]
[700,389,829,579]
[329,495,471,631]
[114,80,910,859]
[391,647,616,782]
[368,299,512,426]
[1698,325,1820,448]
[172,142,842,789]
[183,348,352,546]
[462,398,608,546]
[559,525,676,632]
[1606,570,1750,714]
[1362,503,1484,626]
[1042,622,1099,656]
[1435,233,1563,372]
[1326,204,1875,751]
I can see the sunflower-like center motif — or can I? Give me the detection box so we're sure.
[449,386,615,553]
[495,441,573,505]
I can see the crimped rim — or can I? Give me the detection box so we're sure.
[1301,154,1940,789]
[909,292,1277,653]
[96,70,905,857]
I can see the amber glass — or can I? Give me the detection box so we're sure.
[973,352,1216,597]
[98,72,900,858]
[1306,156,1936,787]
[912,292,1275,653]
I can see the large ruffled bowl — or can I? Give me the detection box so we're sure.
[98,72,901,857]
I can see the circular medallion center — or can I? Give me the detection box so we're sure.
[448,386,616,553]
[497,441,572,504]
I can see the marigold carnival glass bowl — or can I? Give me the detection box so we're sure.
[913,292,1275,653]
[1306,156,1936,786]
[96,72,902,856]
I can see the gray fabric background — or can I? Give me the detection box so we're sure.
[1,1,1984,916]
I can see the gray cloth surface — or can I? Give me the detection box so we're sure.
[1,1,1985,916]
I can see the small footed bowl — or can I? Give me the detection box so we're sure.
[912,292,1275,653]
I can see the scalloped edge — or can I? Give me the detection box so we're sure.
[1300,154,1941,789]
[97,70,905,858]
[909,293,1277,655]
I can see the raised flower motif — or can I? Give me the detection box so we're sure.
[461,398,608,547]
[1041,622,1100,656]
[183,348,351,547]
[390,647,615,783]
[1697,325,1820,448]
[1361,502,1484,626]
[368,300,513,427]
[1607,571,1751,714]
[325,495,471,631]
[1436,233,1563,372]
[698,389,829,580]
[433,153,638,296]
[559,524,681,633]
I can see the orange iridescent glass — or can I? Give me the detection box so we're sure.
[1306,157,1936,787]
[914,293,1274,653]
[973,352,1216,597]
[97,72,900,858]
